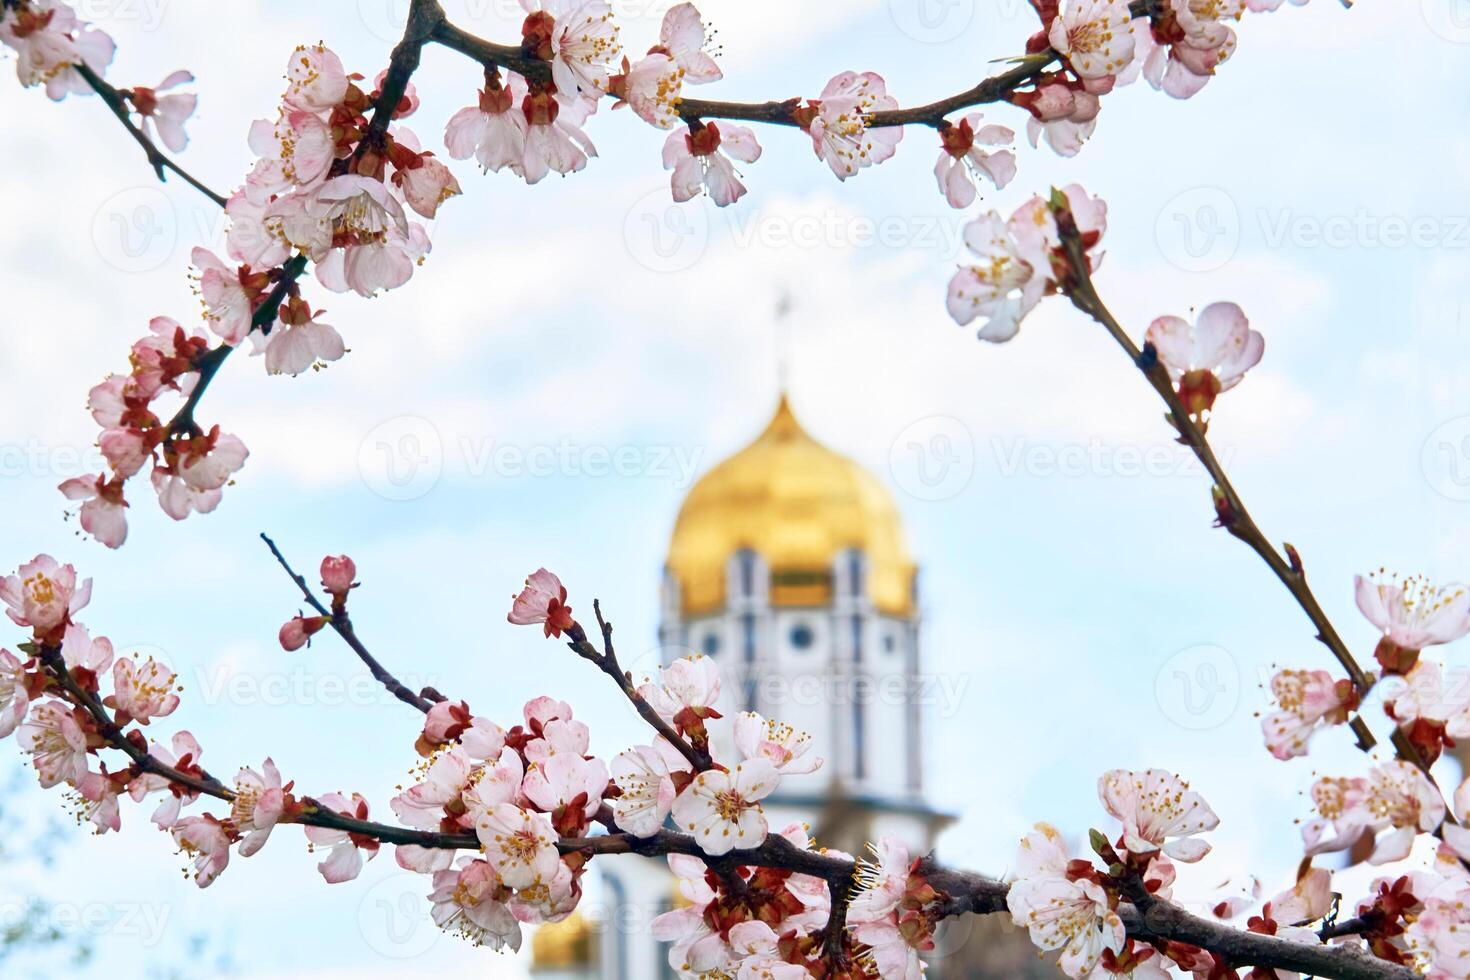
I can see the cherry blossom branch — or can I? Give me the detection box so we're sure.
[165,253,308,439]
[1119,901,1414,980]
[1050,206,1390,759]
[428,0,1159,130]
[165,1,440,442]
[563,604,715,772]
[259,533,438,714]
[72,61,228,207]
[561,831,1409,980]
[35,644,231,799]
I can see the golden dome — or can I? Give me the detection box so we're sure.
[531,911,594,971]
[666,395,916,617]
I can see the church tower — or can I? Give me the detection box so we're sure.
[533,394,952,979]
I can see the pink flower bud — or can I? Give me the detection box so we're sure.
[319,556,357,596]
[279,615,329,651]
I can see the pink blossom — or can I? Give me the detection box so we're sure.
[620,2,721,128]
[444,72,529,175]
[282,43,348,112]
[462,750,526,822]
[0,554,90,635]
[802,71,903,181]
[946,212,1046,342]
[304,792,380,883]
[312,221,430,297]
[172,815,232,887]
[16,699,87,788]
[1385,660,1470,743]
[129,730,204,827]
[848,835,912,925]
[509,859,580,924]
[109,653,180,724]
[523,715,589,764]
[1016,80,1102,157]
[547,0,620,97]
[609,739,688,837]
[934,113,1016,208]
[153,428,248,520]
[1260,668,1356,760]
[77,767,124,834]
[98,427,150,477]
[59,623,113,676]
[421,700,506,761]
[521,752,609,822]
[265,310,344,376]
[670,759,777,856]
[637,655,721,727]
[521,90,597,185]
[0,648,30,738]
[394,154,462,220]
[304,175,409,253]
[225,190,291,269]
[1008,822,1124,977]
[652,2,719,82]
[1355,572,1470,652]
[651,854,724,969]
[1099,769,1220,862]
[1407,885,1470,980]
[392,749,476,831]
[429,858,521,950]
[0,3,115,101]
[192,248,258,346]
[1145,302,1264,417]
[1142,0,1245,99]
[852,916,925,980]
[507,568,576,638]
[232,758,287,857]
[728,921,809,979]
[733,711,822,775]
[59,474,128,549]
[1303,761,1445,864]
[127,70,196,152]
[662,121,761,207]
[246,110,335,203]
[1048,0,1139,80]
[476,803,561,888]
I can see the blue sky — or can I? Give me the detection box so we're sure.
[1,0,1469,975]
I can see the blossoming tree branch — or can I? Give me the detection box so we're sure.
[3,0,1465,977]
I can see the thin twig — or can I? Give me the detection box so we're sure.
[73,61,228,207]
[565,616,714,772]
[260,533,436,714]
